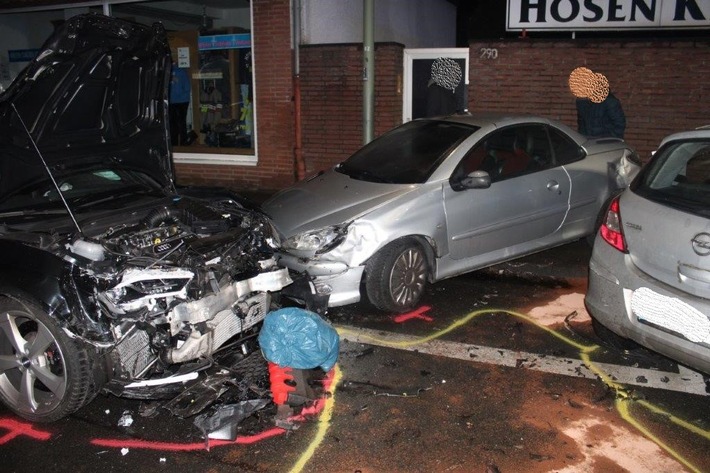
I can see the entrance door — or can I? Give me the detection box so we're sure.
[403,48,469,122]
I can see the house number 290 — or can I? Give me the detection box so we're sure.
[480,48,498,59]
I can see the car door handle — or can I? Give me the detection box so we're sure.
[546,180,561,194]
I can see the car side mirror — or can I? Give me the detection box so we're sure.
[461,170,491,189]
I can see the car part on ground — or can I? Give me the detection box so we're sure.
[585,127,710,374]
[265,114,640,313]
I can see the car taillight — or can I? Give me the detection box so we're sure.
[600,196,628,253]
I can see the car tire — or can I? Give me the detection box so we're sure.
[365,239,429,313]
[0,296,100,422]
[591,317,638,351]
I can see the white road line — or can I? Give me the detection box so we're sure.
[337,325,709,396]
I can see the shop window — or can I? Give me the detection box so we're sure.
[0,1,257,165]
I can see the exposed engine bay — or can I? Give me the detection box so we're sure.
[0,12,302,423]
[55,196,292,396]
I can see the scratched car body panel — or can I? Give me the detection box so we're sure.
[0,14,291,422]
[586,128,710,374]
[265,114,640,313]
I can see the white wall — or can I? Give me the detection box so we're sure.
[300,0,456,48]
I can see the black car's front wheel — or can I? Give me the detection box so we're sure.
[0,296,98,422]
[365,239,429,313]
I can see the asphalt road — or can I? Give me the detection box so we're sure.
[1,240,708,473]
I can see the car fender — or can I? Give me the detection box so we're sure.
[316,182,446,268]
[0,239,112,342]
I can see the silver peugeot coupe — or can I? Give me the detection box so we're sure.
[265,114,640,313]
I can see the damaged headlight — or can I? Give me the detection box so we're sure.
[283,225,347,255]
[266,221,282,249]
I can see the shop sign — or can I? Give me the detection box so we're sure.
[507,0,710,31]
[198,34,251,51]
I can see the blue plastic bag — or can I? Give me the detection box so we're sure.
[258,308,339,371]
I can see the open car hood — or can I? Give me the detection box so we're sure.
[0,13,174,202]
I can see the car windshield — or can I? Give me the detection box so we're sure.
[0,168,165,213]
[634,138,710,217]
[337,120,477,184]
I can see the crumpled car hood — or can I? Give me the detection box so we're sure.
[0,13,174,201]
[263,168,416,236]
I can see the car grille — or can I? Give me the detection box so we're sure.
[115,328,154,378]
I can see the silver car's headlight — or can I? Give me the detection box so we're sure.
[283,225,347,254]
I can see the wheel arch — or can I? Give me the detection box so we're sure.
[0,240,113,342]
[364,234,437,283]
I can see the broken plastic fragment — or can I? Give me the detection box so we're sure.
[118,410,133,427]
[120,448,129,456]
[193,399,270,441]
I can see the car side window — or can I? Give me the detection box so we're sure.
[452,125,554,189]
[549,126,585,165]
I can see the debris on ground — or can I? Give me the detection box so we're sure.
[117,410,134,427]
[193,399,270,441]
[341,380,432,397]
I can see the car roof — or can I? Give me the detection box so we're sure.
[431,112,585,141]
[659,127,710,147]
[432,112,554,128]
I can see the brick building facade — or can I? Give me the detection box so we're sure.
[175,0,710,193]
[469,38,710,163]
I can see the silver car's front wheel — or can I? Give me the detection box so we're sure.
[0,297,98,422]
[365,240,429,313]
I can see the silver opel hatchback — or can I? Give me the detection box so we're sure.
[265,113,639,313]
[586,128,710,374]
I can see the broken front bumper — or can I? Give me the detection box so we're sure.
[275,251,364,308]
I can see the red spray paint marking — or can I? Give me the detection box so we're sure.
[0,418,52,444]
[393,306,433,323]
[90,427,286,451]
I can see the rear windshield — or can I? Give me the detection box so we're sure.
[337,120,477,184]
[633,138,710,217]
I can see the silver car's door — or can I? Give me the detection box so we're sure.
[443,124,571,260]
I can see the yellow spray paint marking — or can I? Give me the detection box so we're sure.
[289,308,707,472]
[338,308,595,353]
[289,365,342,473]
[333,308,708,473]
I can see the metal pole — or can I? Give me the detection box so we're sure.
[363,0,374,144]
[293,0,305,180]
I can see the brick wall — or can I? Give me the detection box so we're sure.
[469,38,710,160]
[300,42,404,174]
[177,4,709,193]
[175,0,296,192]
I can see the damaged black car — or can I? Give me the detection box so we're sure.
[0,14,292,422]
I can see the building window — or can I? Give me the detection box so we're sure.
[0,0,256,166]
